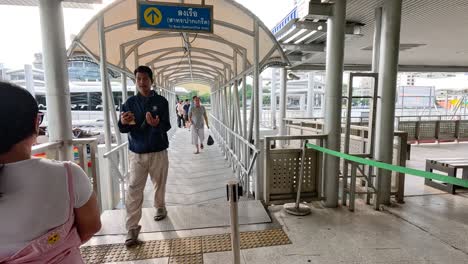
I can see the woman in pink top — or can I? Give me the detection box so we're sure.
[0,82,101,263]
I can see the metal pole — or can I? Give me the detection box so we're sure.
[299,94,306,111]
[253,20,262,200]
[401,86,405,116]
[306,72,315,117]
[375,0,402,207]
[98,16,112,152]
[445,92,449,116]
[38,0,73,160]
[134,47,139,69]
[259,75,263,126]
[227,180,241,264]
[372,7,382,73]
[279,68,287,135]
[271,68,277,129]
[284,140,311,215]
[121,73,128,102]
[323,0,347,208]
[24,64,35,96]
[429,87,433,116]
[243,53,248,139]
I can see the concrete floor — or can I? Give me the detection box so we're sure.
[86,131,468,263]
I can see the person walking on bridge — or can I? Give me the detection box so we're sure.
[118,66,171,247]
[189,96,209,154]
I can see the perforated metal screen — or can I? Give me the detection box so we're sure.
[268,149,318,202]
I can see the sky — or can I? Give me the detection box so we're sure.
[0,0,295,69]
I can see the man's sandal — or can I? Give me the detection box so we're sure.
[154,207,167,221]
[125,225,142,248]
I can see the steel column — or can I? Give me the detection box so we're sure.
[323,0,347,208]
[38,0,73,160]
[375,0,402,207]
[253,20,262,200]
[306,72,315,117]
[98,17,112,152]
[121,73,128,102]
[372,7,382,73]
[279,68,287,136]
[270,68,277,128]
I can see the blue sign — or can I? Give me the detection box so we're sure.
[271,7,297,35]
[138,1,213,33]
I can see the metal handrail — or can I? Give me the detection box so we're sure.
[266,134,327,141]
[209,114,260,196]
[103,141,129,158]
[32,141,63,155]
[209,114,259,153]
[210,125,259,177]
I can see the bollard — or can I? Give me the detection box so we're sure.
[227,180,242,264]
[284,140,312,216]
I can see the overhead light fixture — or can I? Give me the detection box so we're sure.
[284,29,307,43]
[294,30,317,44]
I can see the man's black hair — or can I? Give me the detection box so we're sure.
[134,66,154,83]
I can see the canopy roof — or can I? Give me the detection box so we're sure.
[69,0,289,88]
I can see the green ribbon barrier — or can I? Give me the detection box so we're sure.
[306,143,468,188]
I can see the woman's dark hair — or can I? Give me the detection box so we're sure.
[0,82,39,198]
[134,66,154,83]
[0,82,39,155]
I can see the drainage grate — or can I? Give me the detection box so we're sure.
[80,229,291,263]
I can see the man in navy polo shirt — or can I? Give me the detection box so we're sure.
[118,66,171,247]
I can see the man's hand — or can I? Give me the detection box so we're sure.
[121,112,135,125]
[146,112,160,127]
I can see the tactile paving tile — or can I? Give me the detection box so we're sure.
[170,236,202,256]
[102,243,140,263]
[80,244,110,264]
[81,229,291,263]
[138,239,172,259]
[202,233,232,253]
[169,253,203,264]
[241,229,291,249]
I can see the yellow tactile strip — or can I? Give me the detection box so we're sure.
[169,253,203,264]
[80,228,291,263]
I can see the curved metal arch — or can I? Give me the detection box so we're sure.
[150,55,231,70]
[166,69,219,78]
[170,79,214,87]
[169,79,214,88]
[168,75,215,84]
[162,66,221,78]
[168,76,213,83]
[104,18,254,37]
[169,74,216,83]
[140,47,234,64]
[154,60,229,77]
[123,32,247,66]
[69,0,289,69]
[168,71,217,80]
[158,60,226,76]
[143,49,234,70]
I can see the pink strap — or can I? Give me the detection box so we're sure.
[64,162,75,218]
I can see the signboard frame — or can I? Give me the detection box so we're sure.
[137,1,214,34]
